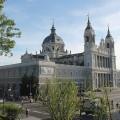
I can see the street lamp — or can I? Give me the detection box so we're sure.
[2,86,5,114]
[29,77,33,98]
[8,87,12,100]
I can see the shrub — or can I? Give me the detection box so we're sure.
[0,103,22,120]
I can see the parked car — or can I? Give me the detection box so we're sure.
[0,99,4,103]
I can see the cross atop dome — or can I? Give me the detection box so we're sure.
[51,20,56,34]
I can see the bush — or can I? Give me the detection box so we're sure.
[0,103,22,120]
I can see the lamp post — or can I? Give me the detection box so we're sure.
[79,84,81,117]
[8,88,12,101]
[27,80,32,97]
[2,86,5,114]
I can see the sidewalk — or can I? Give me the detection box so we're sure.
[22,116,40,120]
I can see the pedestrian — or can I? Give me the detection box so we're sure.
[119,106,120,113]
[21,100,23,106]
[25,108,29,117]
[111,100,114,109]
[116,102,119,109]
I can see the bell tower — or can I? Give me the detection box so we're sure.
[84,16,95,67]
[84,16,95,51]
[105,27,116,87]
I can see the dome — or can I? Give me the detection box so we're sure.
[42,25,64,45]
[43,33,64,44]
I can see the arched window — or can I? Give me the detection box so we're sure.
[46,47,50,52]
[52,47,54,50]
[86,36,89,42]
[107,43,109,48]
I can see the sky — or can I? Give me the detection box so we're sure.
[1,0,120,68]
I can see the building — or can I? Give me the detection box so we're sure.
[0,17,119,97]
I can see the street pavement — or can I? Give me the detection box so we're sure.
[20,102,50,120]
[18,88,120,120]
[22,116,40,120]
[20,102,120,120]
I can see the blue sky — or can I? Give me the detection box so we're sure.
[1,0,120,68]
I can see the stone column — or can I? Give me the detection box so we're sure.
[100,56,101,68]
[107,74,108,87]
[108,58,110,68]
[103,57,105,67]
[97,56,99,68]
[98,73,100,88]
[100,73,101,88]
[99,56,100,68]
[107,58,108,68]
[106,58,108,68]
[105,74,107,87]
[105,57,107,68]
[95,55,97,67]
[96,73,98,88]
[101,56,103,68]
[96,55,98,68]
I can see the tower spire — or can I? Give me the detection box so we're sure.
[87,14,90,25]
[52,18,54,27]
[51,19,56,34]
[25,48,28,54]
[106,25,111,37]
[86,14,92,29]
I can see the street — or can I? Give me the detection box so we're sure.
[20,102,120,120]
[21,102,50,120]
[19,89,120,120]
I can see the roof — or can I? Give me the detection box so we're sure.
[56,52,84,59]
[42,25,64,45]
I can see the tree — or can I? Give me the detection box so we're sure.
[84,90,109,120]
[39,79,79,120]
[84,71,92,91]
[0,0,21,56]
[20,74,29,96]
[20,74,39,97]
[0,102,22,120]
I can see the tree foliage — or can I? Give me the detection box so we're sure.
[0,102,22,120]
[84,90,109,120]
[20,74,38,97]
[0,0,21,56]
[39,79,79,120]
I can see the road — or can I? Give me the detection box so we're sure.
[21,102,120,120]
[19,88,120,120]
[20,102,50,120]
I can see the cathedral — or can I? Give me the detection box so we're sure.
[0,17,120,97]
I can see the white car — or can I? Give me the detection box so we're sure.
[0,99,3,103]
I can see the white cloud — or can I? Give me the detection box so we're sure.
[1,0,120,70]
[100,12,120,31]
[0,55,20,66]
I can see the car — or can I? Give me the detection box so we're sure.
[0,99,3,103]
[93,89,102,92]
[80,98,98,115]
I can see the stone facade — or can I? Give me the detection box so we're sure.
[0,17,120,97]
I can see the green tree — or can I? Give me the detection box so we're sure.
[0,102,22,120]
[39,79,79,120]
[20,74,38,97]
[0,0,21,56]
[20,74,29,96]
[84,90,108,120]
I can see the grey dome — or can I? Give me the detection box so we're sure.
[42,25,64,45]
